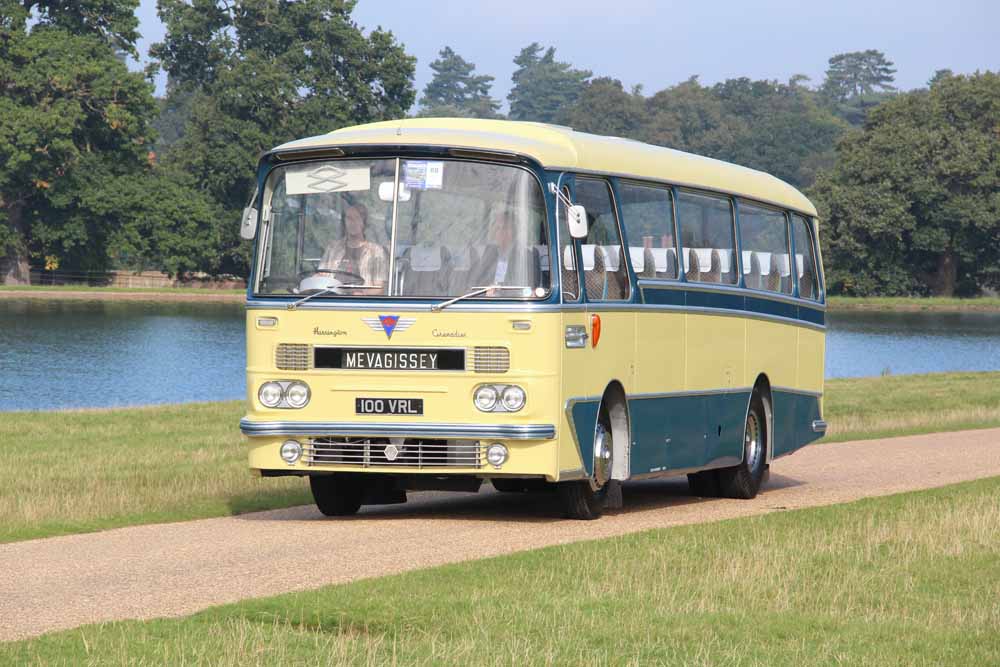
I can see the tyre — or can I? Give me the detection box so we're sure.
[309,474,365,516]
[558,403,614,520]
[687,469,721,497]
[718,390,768,499]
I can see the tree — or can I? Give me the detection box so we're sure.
[0,0,157,284]
[559,77,646,137]
[811,72,1000,297]
[419,46,500,118]
[820,50,897,125]
[150,0,416,276]
[507,43,591,123]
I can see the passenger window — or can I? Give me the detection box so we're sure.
[792,214,820,300]
[558,185,580,302]
[575,178,629,301]
[619,182,677,280]
[739,202,793,294]
[676,191,737,284]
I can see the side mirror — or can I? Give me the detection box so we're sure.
[378,181,411,202]
[568,204,588,239]
[240,207,258,240]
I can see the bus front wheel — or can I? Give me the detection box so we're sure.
[310,474,365,516]
[559,405,614,520]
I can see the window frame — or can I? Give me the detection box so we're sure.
[734,198,795,297]
[789,212,823,302]
[616,179,682,283]
[572,175,633,303]
[674,187,740,287]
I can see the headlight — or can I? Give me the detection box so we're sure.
[486,443,509,467]
[474,385,499,412]
[500,385,526,412]
[285,381,310,408]
[280,440,302,464]
[259,381,284,408]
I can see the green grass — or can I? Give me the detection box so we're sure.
[2,371,998,544]
[4,477,999,665]
[0,402,310,543]
[827,296,1000,311]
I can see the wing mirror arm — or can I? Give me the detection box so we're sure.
[548,182,588,239]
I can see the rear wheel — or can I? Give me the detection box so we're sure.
[559,404,614,520]
[718,391,768,499]
[310,474,365,516]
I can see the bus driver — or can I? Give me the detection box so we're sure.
[318,203,388,294]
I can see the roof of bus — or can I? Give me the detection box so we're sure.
[271,118,818,217]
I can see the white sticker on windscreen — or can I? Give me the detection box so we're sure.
[403,160,444,190]
[285,164,371,195]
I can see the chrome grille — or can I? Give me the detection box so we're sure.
[304,437,483,468]
[276,344,311,370]
[470,346,510,373]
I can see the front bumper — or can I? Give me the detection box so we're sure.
[239,418,556,440]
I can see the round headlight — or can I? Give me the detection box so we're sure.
[501,385,526,412]
[486,443,509,467]
[259,381,284,408]
[285,381,310,408]
[280,439,302,464]
[474,385,499,412]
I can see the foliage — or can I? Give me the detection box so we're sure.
[820,49,898,125]
[0,0,157,283]
[419,46,500,118]
[811,72,1000,296]
[150,0,417,277]
[558,77,647,138]
[507,42,591,123]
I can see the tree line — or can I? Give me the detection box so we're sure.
[2,1,997,296]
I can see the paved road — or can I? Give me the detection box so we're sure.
[2,428,999,642]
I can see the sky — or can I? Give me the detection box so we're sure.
[132,0,998,105]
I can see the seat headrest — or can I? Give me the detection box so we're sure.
[410,246,442,271]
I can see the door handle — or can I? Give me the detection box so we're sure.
[565,325,588,348]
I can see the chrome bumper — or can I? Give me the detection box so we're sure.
[240,419,555,440]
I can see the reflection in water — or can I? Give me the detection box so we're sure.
[2,300,999,410]
[0,299,245,411]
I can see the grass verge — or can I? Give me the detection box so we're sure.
[2,371,999,544]
[4,477,999,665]
[827,296,1000,312]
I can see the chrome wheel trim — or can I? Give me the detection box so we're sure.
[592,421,612,489]
[745,410,762,471]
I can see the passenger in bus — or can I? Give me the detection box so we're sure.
[473,210,540,292]
[318,203,388,294]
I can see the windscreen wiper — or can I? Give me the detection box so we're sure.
[431,285,530,312]
[287,284,383,310]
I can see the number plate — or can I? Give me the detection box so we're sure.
[315,348,465,371]
[355,397,424,415]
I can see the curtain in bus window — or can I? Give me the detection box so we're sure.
[619,182,677,280]
[739,202,792,294]
[791,214,820,300]
[575,178,629,301]
[676,191,737,285]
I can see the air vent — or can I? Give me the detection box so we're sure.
[275,343,311,371]
[471,346,510,373]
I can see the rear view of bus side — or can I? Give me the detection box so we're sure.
[240,119,826,520]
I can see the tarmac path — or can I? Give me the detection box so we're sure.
[2,427,999,642]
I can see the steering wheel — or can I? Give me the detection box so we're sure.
[308,268,365,285]
[292,268,365,295]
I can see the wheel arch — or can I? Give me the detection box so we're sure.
[600,380,631,481]
[746,373,774,464]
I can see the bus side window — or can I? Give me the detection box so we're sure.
[619,182,676,280]
[739,201,793,294]
[677,190,737,285]
[575,178,629,301]
[558,185,580,302]
[792,214,820,300]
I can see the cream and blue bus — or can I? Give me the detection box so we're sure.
[239,118,826,520]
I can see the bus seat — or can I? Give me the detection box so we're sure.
[747,251,763,290]
[765,266,781,292]
[628,247,645,275]
[585,245,608,299]
[401,245,451,295]
[685,248,701,282]
[799,272,815,299]
[602,246,627,299]
[580,244,597,271]
[447,246,479,293]
[705,249,723,283]
[561,245,579,300]
[716,248,736,283]
[641,248,657,279]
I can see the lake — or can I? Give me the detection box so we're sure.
[2,299,998,411]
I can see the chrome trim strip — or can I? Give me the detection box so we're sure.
[628,387,753,400]
[812,420,828,433]
[241,419,555,440]
[773,385,824,398]
[637,279,827,311]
